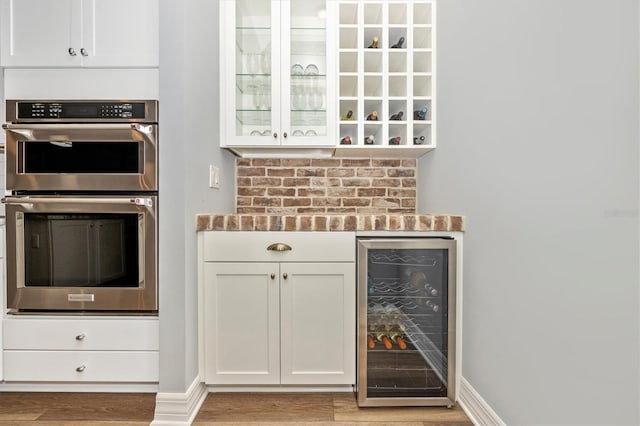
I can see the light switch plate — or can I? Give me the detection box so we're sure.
[209,165,220,189]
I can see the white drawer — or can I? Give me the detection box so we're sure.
[3,350,158,382]
[3,318,158,351]
[203,231,355,262]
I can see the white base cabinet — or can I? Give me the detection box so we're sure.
[202,232,356,386]
[2,318,159,383]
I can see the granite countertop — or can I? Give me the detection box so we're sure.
[196,214,464,232]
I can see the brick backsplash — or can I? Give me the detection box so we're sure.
[236,158,417,214]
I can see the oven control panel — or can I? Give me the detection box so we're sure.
[7,100,157,122]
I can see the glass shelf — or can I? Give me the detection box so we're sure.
[236,110,272,126]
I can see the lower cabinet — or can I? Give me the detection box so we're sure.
[202,232,356,386]
[2,318,159,383]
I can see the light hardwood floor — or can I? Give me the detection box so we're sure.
[0,392,473,425]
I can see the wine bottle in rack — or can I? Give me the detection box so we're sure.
[388,136,401,145]
[389,111,404,120]
[368,36,379,48]
[341,110,353,120]
[366,111,378,121]
[364,135,375,145]
[413,135,426,145]
[413,106,428,120]
[340,135,352,145]
[390,36,405,48]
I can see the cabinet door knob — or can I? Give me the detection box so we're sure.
[283,273,288,280]
[75,333,86,341]
[267,243,292,251]
[283,132,288,138]
[273,132,278,138]
[270,273,276,279]
[68,47,77,56]
[80,48,88,57]
[76,365,86,372]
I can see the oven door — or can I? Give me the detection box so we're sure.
[3,123,157,192]
[4,195,157,313]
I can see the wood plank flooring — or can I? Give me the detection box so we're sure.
[0,392,473,425]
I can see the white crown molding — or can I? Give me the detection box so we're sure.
[457,377,506,426]
[151,376,207,426]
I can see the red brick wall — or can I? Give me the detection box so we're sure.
[236,158,417,214]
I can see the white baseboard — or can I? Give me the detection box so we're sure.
[457,377,505,426]
[151,376,207,426]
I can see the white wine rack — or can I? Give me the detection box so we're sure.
[336,1,435,157]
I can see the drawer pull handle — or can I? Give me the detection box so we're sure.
[75,333,86,341]
[270,273,276,279]
[283,273,288,280]
[76,365,86,372]
[267,243,292,252]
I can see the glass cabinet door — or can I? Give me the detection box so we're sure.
[234,0,278,141]
[281,0,334,146]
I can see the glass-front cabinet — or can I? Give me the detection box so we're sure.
[220,0,336,151]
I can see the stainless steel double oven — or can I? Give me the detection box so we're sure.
[3,100,158,314]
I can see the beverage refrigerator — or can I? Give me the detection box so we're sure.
[357,237,457,407]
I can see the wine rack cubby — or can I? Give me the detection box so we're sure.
[336,1,435,156]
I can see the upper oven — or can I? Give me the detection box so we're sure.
[3,100,158,193]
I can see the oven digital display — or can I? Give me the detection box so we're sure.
[17,102,146,120]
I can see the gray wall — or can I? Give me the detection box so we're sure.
[158,0,235,392]
[421,1,640,424]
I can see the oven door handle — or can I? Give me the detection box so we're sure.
[2,123,155,138]
[2,196,154,207]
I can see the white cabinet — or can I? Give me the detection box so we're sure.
[202,232,356,386]
[219,0,337,155]
[0,224,4,381]
[335,1,436,158]
[2,318,159,383]
[0,0,159,67]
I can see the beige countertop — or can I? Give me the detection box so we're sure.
[196,214,464,232]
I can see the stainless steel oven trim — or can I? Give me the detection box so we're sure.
[356,238,457,407]
[5,99,158,123]
[3,123,157,192]
[5,195,157,313]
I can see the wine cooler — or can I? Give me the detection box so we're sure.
[357,237,456,407]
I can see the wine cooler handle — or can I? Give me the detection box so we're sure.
[267,243,292,252]
[283,273,288,280]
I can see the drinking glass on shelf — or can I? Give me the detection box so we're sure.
[307,91,323,110]
[245,54,260,74]
[304,63,319,76]
[291,63,304,75]
[292,130,304,136]
[305,129,318,136]
[260,44,271,74]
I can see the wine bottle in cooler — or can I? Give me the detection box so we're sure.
[389,111,404,120]
[388,136,401,145]
[340,135,352,145]
[366,111,378,121]
[341,110,353,120]
[364,135,375,145]
[425,299,440,313]
[386,325,407,350]
[368,36,379,48]
[375,326,393,350]
[367,334,376,349]
[413,135,426,145]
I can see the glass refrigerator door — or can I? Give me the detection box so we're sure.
[357,238,456,407]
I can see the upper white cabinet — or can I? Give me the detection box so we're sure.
[0,0,159,68]
[335,1,436,158]
[219,0,337,155]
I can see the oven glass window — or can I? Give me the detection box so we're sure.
[24,142,139,173]
[24,213,140,287]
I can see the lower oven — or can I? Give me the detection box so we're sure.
[4,195,157,313]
